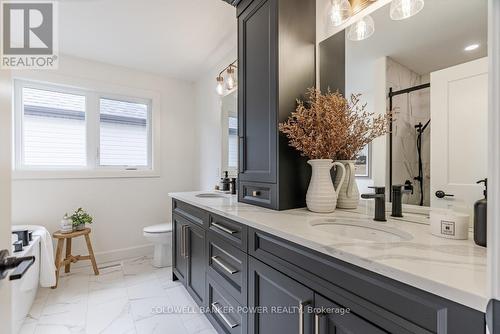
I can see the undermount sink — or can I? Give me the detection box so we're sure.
[310,218,413,242]
[195,193,226,198]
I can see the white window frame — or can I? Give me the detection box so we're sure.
[12,78,161,179]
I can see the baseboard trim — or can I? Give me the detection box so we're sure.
[71,243,154,269]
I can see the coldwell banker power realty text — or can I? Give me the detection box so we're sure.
[1,1,58,69]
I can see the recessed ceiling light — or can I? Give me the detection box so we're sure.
[464,44,480,52]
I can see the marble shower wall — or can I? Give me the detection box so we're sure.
[386,58,430,206]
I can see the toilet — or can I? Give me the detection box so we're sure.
[143,223,172,268]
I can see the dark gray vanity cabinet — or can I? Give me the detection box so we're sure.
[248,256,314,334]
[236,0,315,210]
[172,199,486,334]
[172,200,209,306]
[315,294,388,334]
[185,222,206,306]
[172,213,206,306]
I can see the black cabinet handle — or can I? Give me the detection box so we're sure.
[435,190,455,199]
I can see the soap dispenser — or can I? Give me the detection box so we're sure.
[474,178,487,247]
[221,171,230,192]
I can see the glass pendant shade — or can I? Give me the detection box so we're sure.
[329,0,352,27]
[347,15,375,41]
[226,67,236,90]
[390,0,424,20]
[216,76,224,95]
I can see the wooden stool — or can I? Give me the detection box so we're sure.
[52,228,99,288]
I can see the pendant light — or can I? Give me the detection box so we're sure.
[226,66,236,90]
[329,0,352,27]
[390,0,424,20]
[215,60,238,96]
[347,15,375,41]
[216,76,224,95]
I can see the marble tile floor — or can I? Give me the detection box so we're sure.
[20,257,217,334]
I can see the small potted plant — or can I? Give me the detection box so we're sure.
[279,88,390,212]
[71,208,93,231]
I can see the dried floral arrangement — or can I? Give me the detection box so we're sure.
[279,88,390,160]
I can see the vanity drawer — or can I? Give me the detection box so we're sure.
[172,199,209,227]
[209,214,247,251]
[248,227,485,334]
[207,234,247,304]
[207,275,246,334]
[238,181,277,209]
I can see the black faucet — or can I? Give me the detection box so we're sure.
[0,249,35,281]
[12,230,29,247]
[391,185,413,218]
[361,186,386,222]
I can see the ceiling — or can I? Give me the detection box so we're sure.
[58,0,237,81]
[342,0,488,75]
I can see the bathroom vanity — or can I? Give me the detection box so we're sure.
[169,192,486,334]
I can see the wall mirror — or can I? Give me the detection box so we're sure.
[221,90,238,177]
[319,0,488,214]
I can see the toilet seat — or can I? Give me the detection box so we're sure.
[143,224,172,234]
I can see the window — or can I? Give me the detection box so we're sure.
[221,91,238,175]
[22,87,87,167]
[99,98,150,167]
[227,116,238,169]
[14,80,156,177]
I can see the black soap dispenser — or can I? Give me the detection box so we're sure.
[221,171,231,192]
[474,178,488,247]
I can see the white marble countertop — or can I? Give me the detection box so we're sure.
[169,191,487,312]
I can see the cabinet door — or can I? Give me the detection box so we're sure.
[186,222,206,306]
[238,0,277,184]
[172,215,188,284]
[315,294,388,334]
[248,257,314,334]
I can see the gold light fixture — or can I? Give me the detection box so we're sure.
[216,60,238,96]
[226,66,236,90]
[329,0,352,27]
[329,0,377,27]
[216,76,225,95]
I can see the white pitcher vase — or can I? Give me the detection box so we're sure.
[306,159,346,213]
[334,160,360,209]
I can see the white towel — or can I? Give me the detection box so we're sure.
[12,225,56,287]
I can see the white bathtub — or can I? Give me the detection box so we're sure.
[11,235,40,334]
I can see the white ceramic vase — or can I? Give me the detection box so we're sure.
[306,159,346,213]
[334,160,360,209]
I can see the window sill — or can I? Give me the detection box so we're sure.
[12,169,161,180]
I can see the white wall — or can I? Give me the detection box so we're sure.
[8,55,200,264]
[194,47,237,191]
[345,44,387,195]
